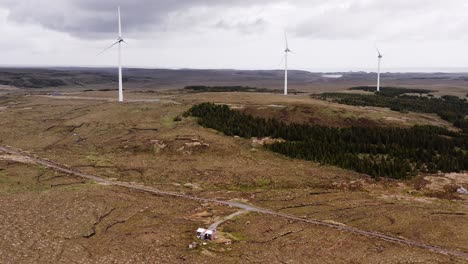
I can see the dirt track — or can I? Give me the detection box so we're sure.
[1,144,467,260]
[34,95,181,104]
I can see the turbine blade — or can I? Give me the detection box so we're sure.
[374,45,382,56]
[278,54,286,67]
[122,39,129,45]
[97,40,120,56]
[118,6,122,38]
[284,31,289,49]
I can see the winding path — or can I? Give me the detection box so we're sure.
[1,145,467,260]
[208,210,248,231]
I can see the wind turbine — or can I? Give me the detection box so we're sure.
[375,47,383,92]
[99,6,126,102]
[283,32,292,95]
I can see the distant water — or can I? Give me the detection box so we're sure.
[322,74,343,78]
[309,67,468,73]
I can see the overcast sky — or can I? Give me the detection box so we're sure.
[1,0,468,72]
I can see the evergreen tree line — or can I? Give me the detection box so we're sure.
[349,86,432,97]
[186,103,468,179]
[317,87,468,133]
[184,86,277,93]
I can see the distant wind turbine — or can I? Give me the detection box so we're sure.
[98,6,126,102]
[375,47,383,92]
[283,32,292,95]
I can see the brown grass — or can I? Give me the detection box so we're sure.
[0,90,467,263]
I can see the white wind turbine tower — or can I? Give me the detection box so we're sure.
[99,6,126,102]
[375,47,383,92]
[283,32,292,95]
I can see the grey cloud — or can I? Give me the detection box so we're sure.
[214,18,267,34]
[1,0,467,42]
[0,0,279,39]
[293,0,467,40]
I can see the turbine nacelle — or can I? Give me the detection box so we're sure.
[375,46,383,59]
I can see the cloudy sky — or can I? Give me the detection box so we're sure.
[1,0,468,72]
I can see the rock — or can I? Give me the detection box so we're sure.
[457,187,468,195]
[151,140,167,153]
[188,242,198,249]
[177,146,185,152]
[185,141,210,148]
[251,137,285,146]
[185,142,202,148]
[183,183,201,190]
[173,138,210,155]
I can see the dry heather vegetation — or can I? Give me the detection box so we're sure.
[0,89,467,263]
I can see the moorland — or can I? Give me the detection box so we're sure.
[0,67,467,263]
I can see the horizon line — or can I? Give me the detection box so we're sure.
[2,64,468,74]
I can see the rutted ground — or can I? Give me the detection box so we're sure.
[1,158,466,263]
[0,91,467,263]
[1,159,258,263]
